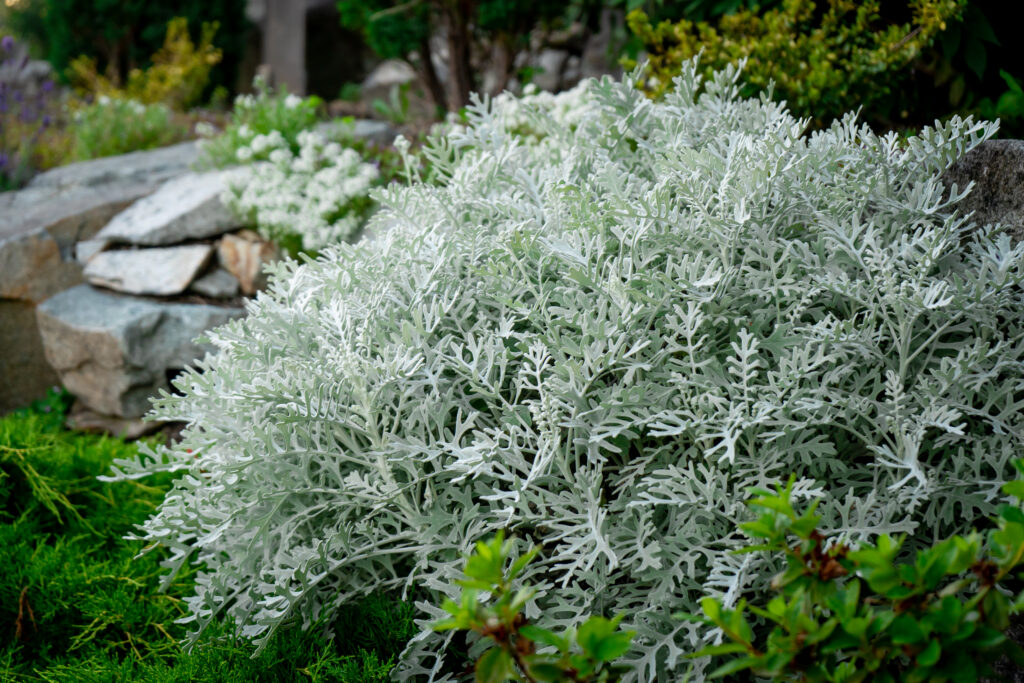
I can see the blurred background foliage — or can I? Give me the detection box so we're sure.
[333,0,1024,134]
[629,0,965,128]
[2,0,1024,189]
[627,0,1024,134]
[2,0,247,96]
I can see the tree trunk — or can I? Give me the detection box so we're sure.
[489,35,515,96]
[418,36,448,116]
[445,0,475,110]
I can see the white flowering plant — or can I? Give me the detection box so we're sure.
[222,128,380,253]
[109,62,1024,681]
[198,77,322,169]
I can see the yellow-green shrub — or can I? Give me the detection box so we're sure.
[68,17,221,111]
[629,0,963,126]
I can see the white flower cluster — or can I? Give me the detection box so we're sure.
[231,126,286,163]
[232,80,305,112]
[222,129,379,251]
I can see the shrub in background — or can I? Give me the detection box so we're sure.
[691,473,1024,681]
[67,95,188,162]
[4,0,246,97]
[68,17,222,111]
[222,128,380,254]
[110,63,1024,681]
[198,77,322,169]
[629,0,963,127]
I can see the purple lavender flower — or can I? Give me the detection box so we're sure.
[1,35,61,188]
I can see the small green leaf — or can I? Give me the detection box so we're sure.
[519,625,569,652]
[692,643,750,658]
[708,656,756,679]
[476,647,516,683]
[999,504,1024,526]
[1002,480,1024,500]
[508,546,540,582]
[593,631,635,662]
[524,658,568,682]
[701,597,723,623]
[917,638,941,667]
[890,614,927,645]
[577,616,620,658]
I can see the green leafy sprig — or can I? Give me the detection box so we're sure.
[690,471,1024,682]
[435,533,636,683]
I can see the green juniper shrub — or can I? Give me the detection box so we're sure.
[0,409,415,681]
[688,473,1024,682]
[434,532,636,682]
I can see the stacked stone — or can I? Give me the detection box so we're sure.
[0,143,277,435]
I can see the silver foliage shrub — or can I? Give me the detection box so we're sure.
[109,63,1024,680]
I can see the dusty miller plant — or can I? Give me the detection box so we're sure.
[108,62,1024,681]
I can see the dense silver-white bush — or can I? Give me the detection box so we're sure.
[111,63,1024,680]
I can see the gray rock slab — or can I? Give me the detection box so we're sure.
[96,171,243,246]
[0,300,61,414]
[0,225,78,303]
[944,139,1024,244]
[1,181,154,302]
[27,141,198,191]
[76,239,110,264]
[533,49,569,92]
[66,402,164,440]
[84,245,213,296]
[37,284,244,417]
[189,267,240,298]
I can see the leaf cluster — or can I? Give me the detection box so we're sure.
[435,532,635,682]
[691,473,1024,681]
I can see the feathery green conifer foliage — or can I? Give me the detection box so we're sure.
[0,407,414,680]
[110,64,1024,680]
